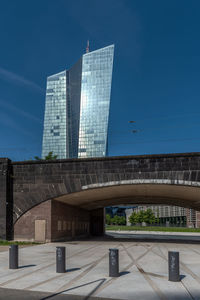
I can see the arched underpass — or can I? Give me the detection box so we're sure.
[53,183,200,210]
[2,153,200,241]
[14,183,200,242]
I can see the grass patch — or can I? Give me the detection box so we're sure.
[106,225,200,232]
[0,240,41,246]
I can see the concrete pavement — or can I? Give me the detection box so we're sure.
[0,238,199,299]
[0,287,118,299]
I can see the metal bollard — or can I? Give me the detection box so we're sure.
[168,251,180,282]
[109,248,119,277]
[9,244,18,269]
[56,247,66,273]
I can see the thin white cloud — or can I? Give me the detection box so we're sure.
[0,66,45,94]
[0,100,42,124]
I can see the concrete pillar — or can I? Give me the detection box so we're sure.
[90,208,105,236]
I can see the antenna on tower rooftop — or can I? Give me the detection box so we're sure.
[86,40,90,53]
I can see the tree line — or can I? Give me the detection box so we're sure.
[106,208,158,226]
[106,215,126,225]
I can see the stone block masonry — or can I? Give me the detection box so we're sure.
[1,152,200,241]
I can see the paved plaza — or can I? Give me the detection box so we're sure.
[0,238,199,299]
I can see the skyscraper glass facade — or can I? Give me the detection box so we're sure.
[78,45,114,157]
[42,71,67,158]
[42,45,114,159]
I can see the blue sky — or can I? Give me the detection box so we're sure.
[0,0,200,160]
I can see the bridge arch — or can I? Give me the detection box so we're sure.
[2,152,200,240]
[54,180,200,211]
[14,180,200,242]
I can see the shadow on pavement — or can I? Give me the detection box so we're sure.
[59,233,200,244]
[19,264,36,269]
[40,278,106,300]
[66,267,80,272]
[103,232,200,244]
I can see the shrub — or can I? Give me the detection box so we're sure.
[129,209,155,225]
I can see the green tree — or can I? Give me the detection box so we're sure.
[143,209,156,224]
[111,215,126,225]
[129,212,139,225]
[34,151,58,161]
[138,210,145,223]
[111,215,118,225]
[106,214,112,225]
[118,216,126,225]
[129,209,156,225]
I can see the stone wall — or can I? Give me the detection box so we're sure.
[1,152,200,240]
[51,200,90,241]
[11,152,200,226]
[14,200,52,241]
[14,200,91,242]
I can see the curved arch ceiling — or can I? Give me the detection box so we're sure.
[54,183,200,211]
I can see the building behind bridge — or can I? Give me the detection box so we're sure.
[42,44,114,159]
[124,205,200,228]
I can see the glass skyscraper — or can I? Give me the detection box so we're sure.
[42,44,114,159]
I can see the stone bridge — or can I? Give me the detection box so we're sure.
[1,152,200,241]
